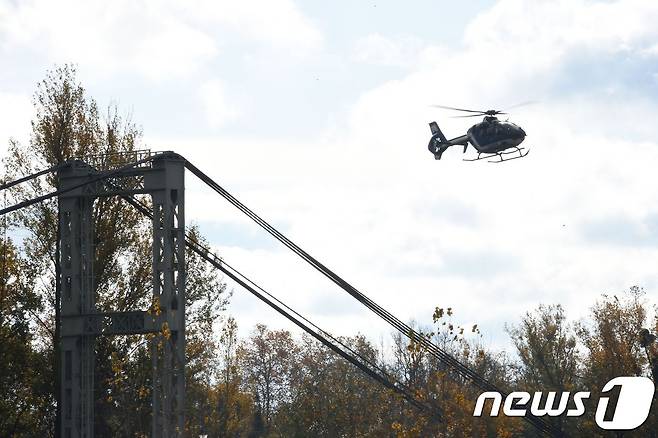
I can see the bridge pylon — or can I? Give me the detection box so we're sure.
[57,151,186,438]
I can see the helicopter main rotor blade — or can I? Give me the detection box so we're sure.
[451,113,486,118]
[503,100,537,111]
[452,111,507,118]
[431,105,484,113]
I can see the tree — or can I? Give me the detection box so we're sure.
[238,324,299,432]
[578,287,648,382]
[507,304,580,436]
[212,316,255,437]
[576,287,657,437]
[0,237,54,436]
[390,310,522,438]
[3,65,230,435]
[277,334,391,437]
[508,304,580,391]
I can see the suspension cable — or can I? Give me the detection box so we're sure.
[119,193,439,420]
[120,194,390,377]
[202,244,438,417]
[0,162,68,192]
[184,160,558,437]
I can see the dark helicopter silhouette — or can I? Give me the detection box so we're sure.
[427,104,530,162]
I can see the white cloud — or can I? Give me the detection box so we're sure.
[465,0,658,54]
[352,33,424,67]
[0,91,32,157]
[643,44,658,56]
[0,0,322,80]
[198,79,240,128]
[177,0,323,52]
[0,0,218,80]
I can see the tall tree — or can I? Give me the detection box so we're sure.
[390,310,521,438]
[507,304,580,436]
[577,287,649,383]
[238,324,299,431]
[277,333,392,437]
[3,65,229,435]
[0,237,53,436]
[576,287,657,437]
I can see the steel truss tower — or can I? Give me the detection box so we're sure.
[58,152,185,438]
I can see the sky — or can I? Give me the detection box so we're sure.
[1,0,658,351]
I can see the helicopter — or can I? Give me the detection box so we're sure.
[427,105,529,162]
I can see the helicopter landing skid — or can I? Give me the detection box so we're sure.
[463,147,529,163]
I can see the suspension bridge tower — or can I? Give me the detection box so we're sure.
[57,151,186,438]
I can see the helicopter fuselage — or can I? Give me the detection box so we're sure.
[466,116,526,153]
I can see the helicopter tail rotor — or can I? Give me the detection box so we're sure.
[428,122,451,159]
[433,143,452,160]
